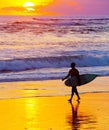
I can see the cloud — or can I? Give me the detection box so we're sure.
[1,6,25,12]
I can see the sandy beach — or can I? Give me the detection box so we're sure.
[0,77,109,130]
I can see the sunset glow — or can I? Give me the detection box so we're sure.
[0,0,109,16]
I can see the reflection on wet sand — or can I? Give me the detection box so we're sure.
[67,101,97,130]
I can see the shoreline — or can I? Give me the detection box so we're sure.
[0,76,109,100]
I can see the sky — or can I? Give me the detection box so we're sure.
[0,0,109,16]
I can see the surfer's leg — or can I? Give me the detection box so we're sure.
[68,87,74,102]
[75,86,80,100]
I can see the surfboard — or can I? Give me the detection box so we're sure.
[64,74,97,87]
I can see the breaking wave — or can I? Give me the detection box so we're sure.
[0,55,109,73]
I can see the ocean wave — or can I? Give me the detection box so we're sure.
[0,66,109,82]
[0,17,109,34]
[0,55,109,73]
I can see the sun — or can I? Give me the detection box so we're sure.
[23,2,35,12]
[22,0,54,15]
[23,2,35,7]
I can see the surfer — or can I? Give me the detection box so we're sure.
[62,62,80,102]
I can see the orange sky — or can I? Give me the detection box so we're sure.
[0,0,109,16]
[0,0,55,15]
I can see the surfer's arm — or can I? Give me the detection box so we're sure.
[62,71,70,81]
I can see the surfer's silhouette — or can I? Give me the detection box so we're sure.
[62,62,80,102]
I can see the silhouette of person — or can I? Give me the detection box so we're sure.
[62,62,80,102]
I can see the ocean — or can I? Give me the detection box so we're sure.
[0,15,109,99]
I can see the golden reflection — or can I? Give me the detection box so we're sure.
[24,98,39,130]
[0,93,109,130]
[67,101,97,130]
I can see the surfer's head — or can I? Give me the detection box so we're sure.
[71,62,76,68]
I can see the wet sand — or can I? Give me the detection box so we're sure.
[0,92,109,130]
